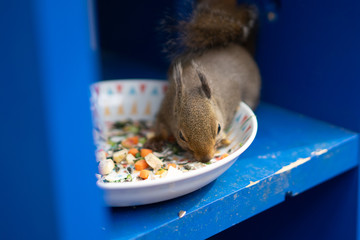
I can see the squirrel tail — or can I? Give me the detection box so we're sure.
[161,0,258,59]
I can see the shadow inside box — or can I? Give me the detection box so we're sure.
[100,51,168,81]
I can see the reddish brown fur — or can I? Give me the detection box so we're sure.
[145,0,261,162]
[176,1,257,57]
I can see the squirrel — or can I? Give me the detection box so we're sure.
[145,0,261,162]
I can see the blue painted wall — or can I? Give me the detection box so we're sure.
[0,1,58,239]
[0,1,108,239]
[256,0,360,133]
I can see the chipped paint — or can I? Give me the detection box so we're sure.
[178,210,186,218]
[312,149,328,156]
[257,153,279,159]
[275,157,311,174]
[233,193,238,200]
[246,180,260,188]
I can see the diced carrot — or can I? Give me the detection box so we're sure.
[139,170,150,179]
[128,136,139,145]
[167,163,177,169]
[128,148,139,157]
[219,153,229,160]
[121,136,139,148]
[121,139,133,148]
[140,148,153,158]
[134,159,149,171]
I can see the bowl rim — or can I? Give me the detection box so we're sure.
[94,79,258,189]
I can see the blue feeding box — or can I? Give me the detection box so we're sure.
[0,0,359,239]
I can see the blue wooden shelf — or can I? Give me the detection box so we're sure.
[108,103,358,239]
[2,1,360,239]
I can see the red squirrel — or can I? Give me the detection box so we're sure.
[146,0,261,162]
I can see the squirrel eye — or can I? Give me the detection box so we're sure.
[179,131,186,142]
[217,124,221,135]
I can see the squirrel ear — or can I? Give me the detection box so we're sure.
[198,71,211,99]
[173,61,183,101]
[192,60,211,99]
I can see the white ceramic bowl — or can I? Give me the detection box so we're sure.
[91,79,258,206]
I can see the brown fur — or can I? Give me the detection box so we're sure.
[175,0,257,58]
[146,0,261,162]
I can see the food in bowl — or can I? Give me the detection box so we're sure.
[96,120,233,183]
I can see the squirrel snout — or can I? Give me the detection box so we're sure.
[194,149,215,163]
[199,155,213,163]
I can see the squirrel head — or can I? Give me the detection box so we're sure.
[172,61,225,162]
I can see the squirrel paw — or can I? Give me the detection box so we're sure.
[144,136,167,152]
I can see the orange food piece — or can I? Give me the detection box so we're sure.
[155,169,166,175]
[121,139,133,148]
[128,136,139,144]
[121,136,139,148]
[219,153,229,160]
[140,148,153,158]
[134,159,149,171]
[128,148,139,157]
[139,170,150,179]
[167,163,177,169]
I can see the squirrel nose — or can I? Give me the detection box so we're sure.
[199,155,212,162]
[194,146,215,162]
[196,151,214,163]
